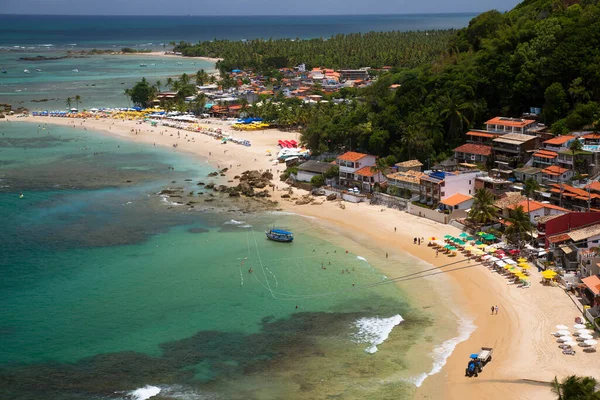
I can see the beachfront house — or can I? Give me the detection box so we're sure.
[503,199,568,226]
[474,175,512,198]
[336,151,383,192]
[492,133,538,167]
[395,160,423,172]
[386,170,424,196]
[465,130,500,145]
[438,193,474,213]
[485,117,538,134]
[532,149,558,169]
[453,143,493,165]
[296,160,332,183]
[418,170,479,206]
[546,184,600,211]
[543,135,576,152]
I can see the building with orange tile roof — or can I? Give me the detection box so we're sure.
[585,181,600,194]
[543,135,576,150]
[485,117,538,134]
[439,193,473,211]
[454,143,493,164]
[336,152,379,191]
[542,165,574,184]
[503,199,568,225]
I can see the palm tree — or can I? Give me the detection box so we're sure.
[506,205,534,248]
[569,139,584,174]
[523,178,540,245]
[438,90,475,142]
[155,80,162,92]
[166,77,174,90]
[74,95,81,110]
[123,89,131,108]
[65,97,72,110]
[552,375,600,399]
[468,188,497,226]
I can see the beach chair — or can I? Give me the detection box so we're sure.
[583,347,597,353]
[562,349,576,355]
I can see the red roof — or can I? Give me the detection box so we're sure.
[337,151,368,162]
[466,131,498,139]
[585,182,600,193]
[485,117,536,127]
[453,143,492,156]
[582,133,600,140]
[548,233,571,244]
[507,200,568,213]
[533,150,558,159]
[543,135,575,146]
[551,183,600,200]
[542,165,569,176]
[582,275,600,296]
[354,166,377,177]
[440,193,473,207]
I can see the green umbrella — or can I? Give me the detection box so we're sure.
[443,244,452,249]
[454,239,465,245]
[475,241,484,245]
[448,246,457,251]
[477,231,486,236]
[459,232,469,238]
[484,234,496,240]
[444,235,453,239]
[467,236,475,241]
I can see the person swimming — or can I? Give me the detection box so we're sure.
[19,192,24,199]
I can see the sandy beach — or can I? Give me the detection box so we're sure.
[6,115,600,399]
[146,51,223,64]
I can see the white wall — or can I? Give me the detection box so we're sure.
[442,172,479,200]
[297,171,318,182]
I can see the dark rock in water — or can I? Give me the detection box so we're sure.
[209,193,214,197]
[187,227,209,233]
[217,185,228,192]
[159,189,180,195]
[220,167,229,173]
[204,198,214,202]
[255,190,271,198]
[126,180,132,183]
[197,182,205,186]
[234,175,240,179]
[171,181,177,183]
[220,173,226,176]
[228,180,234,183]
[281,194,290,198]
[184,179,192,182]
[326,193,337,201]
[253,181,267,189]
[197,192,203,195]
[19,55,69,61]
[229,191,240,197]
[205,182,215,189]
[207,172,219,177]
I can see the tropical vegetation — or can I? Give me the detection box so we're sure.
[506,205,534,247]
[468,188,497,226]
[552,375,600,400]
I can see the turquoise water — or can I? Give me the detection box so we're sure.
[0,122,459,399]
[0,52,213,110]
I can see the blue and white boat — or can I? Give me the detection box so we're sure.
[265,229,293,243]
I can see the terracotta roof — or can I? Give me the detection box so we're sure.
[507,200,568,213]
[542,165,569,176]
[337,151,368,162]
[543,135,575,146]
[354,166,377,177]
[533,150,558,159]
[466,131,498,139]
[585,182,600,192]
[581,275,600,296]
[395,159,423,168]
[454,143,492,156]
[550,183,600,199]
[486,117,536,127]
[582,133,600,140]
[548,233,571,244]
[440,193,473,207]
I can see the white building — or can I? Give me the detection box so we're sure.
[337,151,381,192]
[419,170,480,206]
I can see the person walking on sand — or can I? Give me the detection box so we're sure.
[495,305,499,315]
[436,249,439,257]
[491,306,494,315]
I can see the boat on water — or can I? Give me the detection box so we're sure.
[1,69,6,74]
[140,63,147,67]
[23,69,30,74]
[35,69,42,72]
[72,69,79,72]
[265,229,293,243]
[176,62,183,65]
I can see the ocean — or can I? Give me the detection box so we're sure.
[0,122,471,399]
[0,13,477,111]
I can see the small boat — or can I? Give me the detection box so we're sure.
[35,69,42,72]
[265,229,293,243]
[176,62,183,66]
[72,69,79,72]
[23,69,30,74]
[140,63,147,67]
[1,69,6,74]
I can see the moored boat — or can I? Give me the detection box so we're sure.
[23,69,30,74]
[265,229,293,243]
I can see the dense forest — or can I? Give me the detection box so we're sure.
[172,30,455,74]
[298,0,600,161]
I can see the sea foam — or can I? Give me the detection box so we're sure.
[352,314,404,354]
[224,219,244,225]
[128,385,161,400]
[409,316,477,387]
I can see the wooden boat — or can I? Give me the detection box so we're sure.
[265,229,293,243]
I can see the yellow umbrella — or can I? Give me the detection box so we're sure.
[542,270,557,279]
[520,264,530,269]
[477,244,487,248]
[473,249,484,256]
[503,264,512,269]
[517,257,527,262]
[518,262,529,268]
[464,245,474,251]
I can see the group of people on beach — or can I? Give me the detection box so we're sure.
[491,305,499,315]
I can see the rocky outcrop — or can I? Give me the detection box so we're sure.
[326,193,337,201]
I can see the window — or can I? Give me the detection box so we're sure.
[469,180,471,184]
[469,190,472,194]
[441,192,445,197]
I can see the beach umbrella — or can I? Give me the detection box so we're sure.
[444,234,453,239]
[557,330,571,336]
[454,239,465,245]
[574,324,587,330]
[477,231,485,236]
[447,246,457,251]
[429,237,437,241]
[578,329,594,335]
[518,257,527,262]
[556,325,569,330]
[518,262,529,267]
[542,270,557,279]
[443,244,452,249]
[459,232,469,238]
[585,339,598,346]
[477,244,487,249]
[558,335,573,341]
[579,334,593,340]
